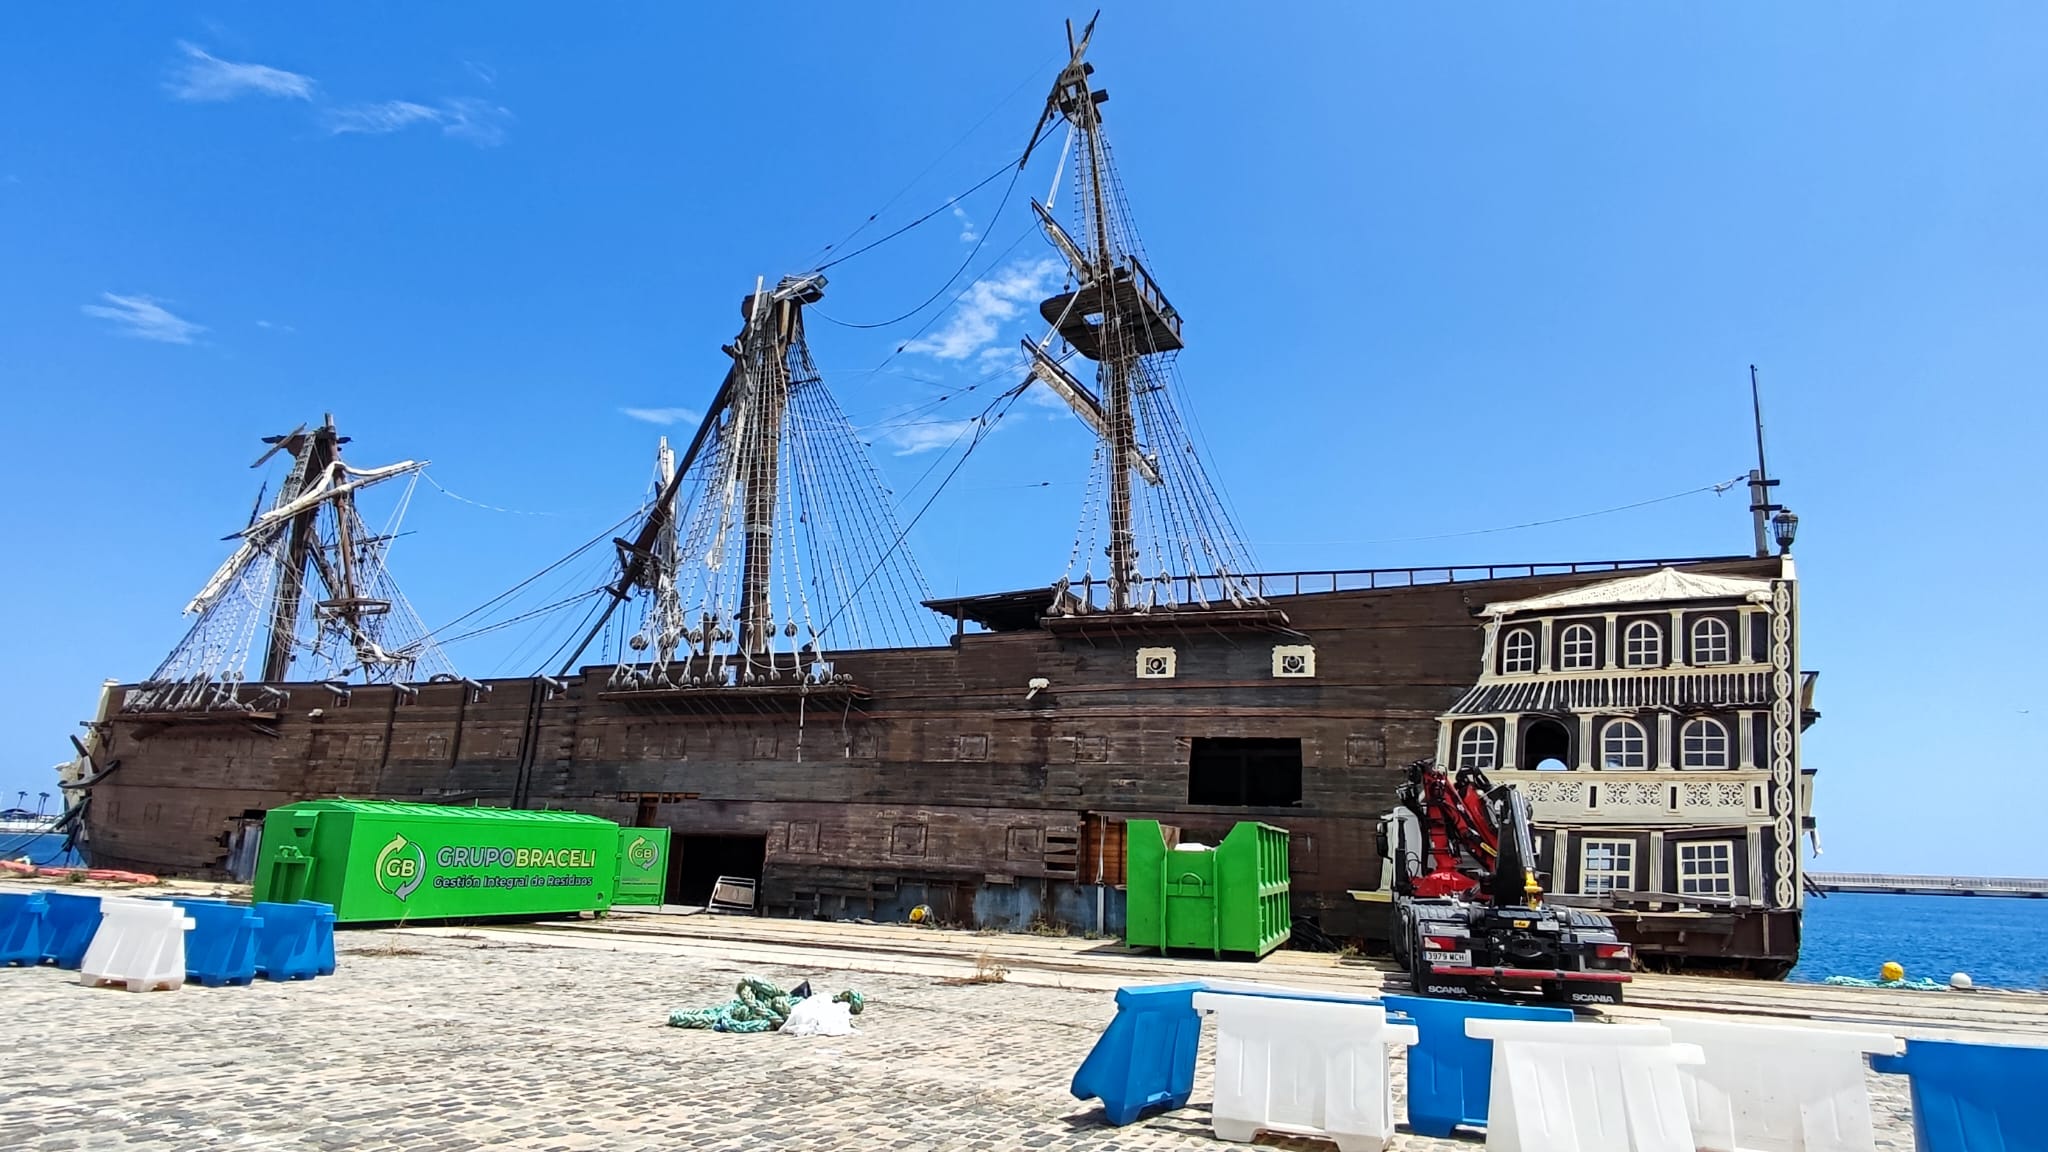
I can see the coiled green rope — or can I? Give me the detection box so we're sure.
[668,978,865,1033]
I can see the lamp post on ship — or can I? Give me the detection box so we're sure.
[37,792,49,816]
[1773,509,1799,555]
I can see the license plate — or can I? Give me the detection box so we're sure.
[1425,950,1471,966]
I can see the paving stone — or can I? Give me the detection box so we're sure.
[0,931,1916,1151]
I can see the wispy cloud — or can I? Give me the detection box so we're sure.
[324,97,512,147]
[325,100,441,136]
[977,345,1023,372]
[255,319,296,333]
[166,41,315,103]
[167,40,510,147]
[621,407,702,426]
[462,60,498,87]
[902,257,1061,361]
[952,202,978,243]
[82,293,205,344]
[437,98,513,147]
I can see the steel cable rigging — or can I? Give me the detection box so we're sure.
[808,124,1057,331]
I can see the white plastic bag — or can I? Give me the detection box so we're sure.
[780,996,857,1038]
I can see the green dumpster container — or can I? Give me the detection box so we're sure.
[612,827,671,906]
[1124,819,1290,958]
[251,800,621,924]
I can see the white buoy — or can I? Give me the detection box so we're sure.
[1950,972,1975,991]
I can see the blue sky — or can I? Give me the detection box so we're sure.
[2,5,2042,873]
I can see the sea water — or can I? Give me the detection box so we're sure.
[1,832,81,869]
[1790,891,2048,990]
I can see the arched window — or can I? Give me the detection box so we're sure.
[1457,724,1498,771]
[1559,623,1598,670]
[1501,627,1537,674]
[1600,719,1649,769]
[1692,616,1733,665]
[1680,718,1730,769]
[1524,718,1573,772]
[1622,620,1663,668]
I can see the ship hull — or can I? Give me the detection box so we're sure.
[83,557,1803,974]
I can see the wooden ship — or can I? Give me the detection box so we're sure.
[59,22,1818,975]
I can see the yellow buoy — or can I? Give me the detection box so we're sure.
[1880,961,1905,982]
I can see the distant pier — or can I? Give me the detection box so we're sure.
[1809,871,2048,898]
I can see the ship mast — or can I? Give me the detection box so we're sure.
[130,415,452,713]
[735,279,802,655]
[1019,16,1258,614]
[564,272,943,690]
[260,418,345,681]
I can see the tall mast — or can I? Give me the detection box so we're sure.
[135,415,450,712]
[1019,16,1258,615]
[563,269,945,689]
[737,280,797,654]
[260,417,344,681]
[1066,42,1138,611]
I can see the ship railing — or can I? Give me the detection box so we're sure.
[1064,556,1746,611]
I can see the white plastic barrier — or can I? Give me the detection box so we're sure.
[1191,990,1419,1152]
[1664,1017,1903,1152]
[79,898,193,992]
[1465,1018,1703,1152]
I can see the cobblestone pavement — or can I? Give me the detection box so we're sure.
[0,930,1915,1151]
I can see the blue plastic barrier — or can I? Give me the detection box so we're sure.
[1383,994,1575,1137]
[1071,982,1205,1125]
[1872,1038,2048,1152]
[300,901,336,976]
[170,899,264,987]
[1071,981,1391,1126]
[0,892,51,966]
[40,892,103,969]
[252,900,336,981]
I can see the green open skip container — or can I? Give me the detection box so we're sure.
[1124,819,1290,959]
[252,800,667,924]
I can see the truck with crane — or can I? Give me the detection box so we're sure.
[1378,758,1635,1006]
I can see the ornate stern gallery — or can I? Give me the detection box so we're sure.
[1435,557,1817,974]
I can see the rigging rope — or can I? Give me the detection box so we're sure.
[811,380,1031,644]
[799,51,1059,271]
[809,121,1061,277]
[423,472,564,517]
[810,165,1024,330]
[415,503,647,646]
